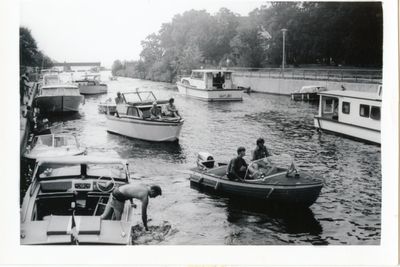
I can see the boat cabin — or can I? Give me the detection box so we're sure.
[40,84,80,96]
[316,89,381,131]
[75,74,101,85]
[182,69,235,90]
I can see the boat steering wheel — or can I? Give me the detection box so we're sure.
[96,172,116,193]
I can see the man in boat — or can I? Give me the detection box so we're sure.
[115,92,125,104]
[252,138,271,161]
[166,98,181,118]
[100,184,162,231]
[227,146,249,181]
[150,101,162,119]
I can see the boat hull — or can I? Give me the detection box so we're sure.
[314,116,380,144]
[190,171,323,207]
[98,103,117,115]
[106,115,183,142]
[79,84,108,95]
[176,82,243,101]
[34,95,83,113]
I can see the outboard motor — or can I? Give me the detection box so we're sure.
[197,152,215,169]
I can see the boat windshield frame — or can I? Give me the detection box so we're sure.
[122,91,157,104]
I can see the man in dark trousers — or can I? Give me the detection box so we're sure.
[101,184,162,231]
[227,146,248,181]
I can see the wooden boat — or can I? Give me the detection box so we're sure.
[106,91,184,142]
[20,156,135,245]
[291,85,327,101]
[75,73,108,95]
[34,74,84,113]
[314,85,381,144]
[176,69,243,101]
[23,134,86,161]
[189,153,324,207]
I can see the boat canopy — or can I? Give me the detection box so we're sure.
[299,85,327,93]
[36,156,128,166]
[318,90,382,101]
[42,84,79,89]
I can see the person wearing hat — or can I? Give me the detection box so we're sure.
[101,184,162,231]
[227,146,249,181]
[115,92,124,104]
[150,101,161,119]
[252,138,271,161]
[166,98,181,118]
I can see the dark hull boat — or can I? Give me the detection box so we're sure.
[189,154,324,207]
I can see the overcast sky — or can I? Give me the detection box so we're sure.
[20,0,266,68]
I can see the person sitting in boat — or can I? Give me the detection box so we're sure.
[150,101,162,119]
[252,138,271,161]
[100,184,162,231]
[115,92,125,104]
[227,146,249,181]
[165,98,181,118]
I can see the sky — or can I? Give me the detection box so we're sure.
[20,0,266,68]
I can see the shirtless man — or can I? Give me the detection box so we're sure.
[101,184,162,231]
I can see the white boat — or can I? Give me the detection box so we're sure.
[34,74,84,113]
[176,69,243,101]
[20,156,136,245]
[23,134,86,161]
[106,91,184,142]
[291,85,327,101]
[314,86,381,144]
[75,73,108,95]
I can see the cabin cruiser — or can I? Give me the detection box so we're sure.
[291,85,327,101]
[314,85,381,144]
[24,134,86,162]
[20,156,135,245]
[106,91,184,142]
[75,73,108,95]
[189,152,324,207]
[176,69,243,101]
[34,73,84,113]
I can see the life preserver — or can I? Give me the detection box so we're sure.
[222,83,226,89]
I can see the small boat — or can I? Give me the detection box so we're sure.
[314,85,381,144]
[34,74,84,113]
[75,73,108,95]
[291,85,327,101]
[189,152,324,207]
[106,91,184,142]
[23,134,86,162]
[176,69,243,101]
[98,98,117,115]
[109,76,118,81]
[20,156,135,245]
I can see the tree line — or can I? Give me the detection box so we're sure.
[112,2,382,82]
[20,27,53,71]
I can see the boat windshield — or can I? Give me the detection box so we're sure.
[35,163,127,180]
[43,75,60,85]
[123,91,156,103]
[41,87,80,96]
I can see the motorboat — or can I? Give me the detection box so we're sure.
[291,85,327,101]
[34,74,84,113]
[314,85,381,144]
[75,73,108,95]
[98,98,117,115]
[20,156,135,245]
[106,91,184,142]
[23,134,86,162]
[109,76,118,81]
[189,152,324,207]
[176,69,243,101]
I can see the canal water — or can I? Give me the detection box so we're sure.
[21,72,381,245]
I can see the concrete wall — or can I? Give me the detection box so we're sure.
[232,73,380,95]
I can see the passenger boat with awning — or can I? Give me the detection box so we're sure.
[106,91,184,142]
[34,73,84,113]
[313,85,381,144]
[20,156,135,245]
[189,153,324,207]
[176,69,243,101]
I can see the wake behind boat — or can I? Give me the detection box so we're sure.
[189,153,324,207]
[106,91,184,142]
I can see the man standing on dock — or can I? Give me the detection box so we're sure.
[20,72,30,105]
[101,184,162,231]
